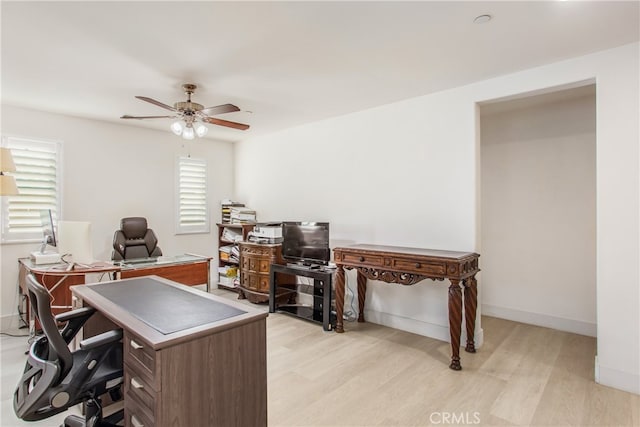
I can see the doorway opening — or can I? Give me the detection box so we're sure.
[478,83,596,337]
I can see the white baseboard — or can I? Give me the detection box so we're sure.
[596,359,640,395]
[363,309,484,349]
[482,303,596,337]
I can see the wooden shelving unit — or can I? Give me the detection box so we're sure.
[216,223,254,292]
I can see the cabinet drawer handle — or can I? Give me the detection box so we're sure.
[415,263,421,268]
[131,414,144,427]
[131,377,144,390]
[359,256,365,262]
[130,340,143,350]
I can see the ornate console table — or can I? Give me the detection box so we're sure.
[333,244,480,370]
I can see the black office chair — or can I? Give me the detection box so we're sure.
[13,274,124,427]
[111,217,162,261]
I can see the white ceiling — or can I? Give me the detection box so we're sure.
[2,1,638,143]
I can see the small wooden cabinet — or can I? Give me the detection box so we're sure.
[238,242,295,303]
[217,223,254,292]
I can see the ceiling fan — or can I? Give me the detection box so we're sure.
[121,83,249,139]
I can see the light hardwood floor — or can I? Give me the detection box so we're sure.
[1,295,638,426]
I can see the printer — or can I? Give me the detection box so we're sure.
[248,222,283,243]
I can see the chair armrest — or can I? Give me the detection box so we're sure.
[56,307,97,344]
[80,329,123,351]
[55,307,96,323]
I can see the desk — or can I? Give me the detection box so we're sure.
[116,254,212,291]
[72,276,268,427]
[333,244,480,370]
[18,258,120,326]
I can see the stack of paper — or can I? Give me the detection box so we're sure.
[230,206,256,224]
[221,200,245,224]
[222,227,243,242]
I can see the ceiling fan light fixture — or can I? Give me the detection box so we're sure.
[122,83,250,137]
[170,120,184,135]
[182,126,195,140]
[194,122,209,137]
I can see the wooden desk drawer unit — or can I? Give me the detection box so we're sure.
[124,397,155,427]
[73,277,268,427]
[124,369,157,426]
[124,332,159,390]
[238,242,288,303]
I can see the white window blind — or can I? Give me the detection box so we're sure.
[176,156,209,234]
[1,136,62,242]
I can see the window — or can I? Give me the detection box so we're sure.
[1,136,62,243]
[175,156,209,234]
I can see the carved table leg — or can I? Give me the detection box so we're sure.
[335,265,345,333]
[357,270,367,323]
[463,276,478,353]
[448,279,463,370]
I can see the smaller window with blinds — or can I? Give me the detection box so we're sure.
[1,136,62,243]
[176,156,209,234]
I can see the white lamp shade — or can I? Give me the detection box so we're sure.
[194,122,208,137]
[1,148,17,172]
[170,121,184,135]
[0,174,19,195]
[182,126,195,140]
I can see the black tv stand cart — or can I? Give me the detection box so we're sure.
[269,264,335,331]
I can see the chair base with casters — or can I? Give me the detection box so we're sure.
[63,394,123,427]
[13,274,125,427]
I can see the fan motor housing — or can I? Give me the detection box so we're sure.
[174,101,204,112]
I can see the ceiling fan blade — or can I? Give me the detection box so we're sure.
[200,104,240,116]
[202,116,250,130]
[135,96,176,112]
[121,115,176,120]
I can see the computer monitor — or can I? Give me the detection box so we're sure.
[30,209,61,264]
[39,209,56,253]
[57,221,93,265]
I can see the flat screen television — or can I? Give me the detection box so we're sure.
[282,222,330,266]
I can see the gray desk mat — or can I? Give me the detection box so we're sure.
[89,278,246,335]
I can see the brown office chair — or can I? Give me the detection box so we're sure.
[13,274,124,427]
[111,217,162,261]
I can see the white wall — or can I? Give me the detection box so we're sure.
[480,91,596,337]
[0,105,235,329]
[237,85,479,345]
[235,43,639,394]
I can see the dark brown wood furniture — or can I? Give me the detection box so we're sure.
[117,254,212,291]
[333,244,480,370]
[18,258,121,326]
[72,276,268,427]
[238,241,293,303]
[217,223,254,291]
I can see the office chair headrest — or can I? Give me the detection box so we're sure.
[120,217,148,239]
